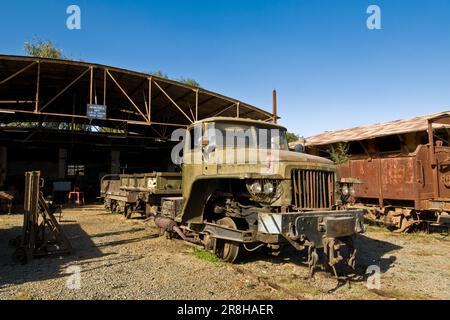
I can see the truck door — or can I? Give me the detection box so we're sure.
[202,122,218,175]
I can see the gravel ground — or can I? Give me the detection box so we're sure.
[0,206,449,300]
[235,225,450,300]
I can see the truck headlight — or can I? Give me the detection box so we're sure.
[349,186,356,196]
[246,179,281,204]
[263,182,274,194]
[341,185,349,196]
[250,182,262,193]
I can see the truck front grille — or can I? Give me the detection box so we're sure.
[291,169,334,210]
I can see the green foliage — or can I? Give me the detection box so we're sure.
[178,77,200,87]
[192,248,224,267]
[149,70,169,79]
[3,121,124,134]
[327,142,349,164]
[148,71,201,87]
[24,37,67,59]
[286,132,300,143]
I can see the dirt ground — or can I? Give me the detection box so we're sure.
[0,206,449,300]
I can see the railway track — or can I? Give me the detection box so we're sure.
[140,216,449,299]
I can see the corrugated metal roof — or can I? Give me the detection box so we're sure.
[302,111,450,147]
[0,54,273,131]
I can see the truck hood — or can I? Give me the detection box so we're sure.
[205,148,334,166]
[276,149,334,165]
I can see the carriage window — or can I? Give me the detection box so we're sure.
[434,129,450,147]
[376,136,401,153]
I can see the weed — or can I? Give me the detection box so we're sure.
[192,249,224,267]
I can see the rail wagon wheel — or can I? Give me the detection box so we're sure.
[110,200,117,214]
[215,217,240,263]
[104,199,111,212]
[124,205,132,219]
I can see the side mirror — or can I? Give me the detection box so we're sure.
[294,144,304,153]
[201,137,209,148]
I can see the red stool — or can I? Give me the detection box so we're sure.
[67,191,85,205]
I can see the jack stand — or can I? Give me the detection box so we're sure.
[12,171,72,264]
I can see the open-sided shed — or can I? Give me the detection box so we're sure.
[0,55,273,203]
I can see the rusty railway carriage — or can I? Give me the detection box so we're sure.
[333,114,450,232]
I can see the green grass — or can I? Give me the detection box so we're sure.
[365,224,448,243]
[192,248,225,267]
[396,229,448,243]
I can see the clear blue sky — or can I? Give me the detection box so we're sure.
[1,0,450,137]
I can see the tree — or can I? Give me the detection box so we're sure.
[286,132,300,143]
[178,77,200,87]
[24,37,67,59]
[148,71,201,87]
[149,70,169,79]
[327,142,349,164]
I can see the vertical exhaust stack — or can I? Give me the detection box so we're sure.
[272,89,277,124]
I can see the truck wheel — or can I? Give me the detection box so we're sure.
[216,217,240,263]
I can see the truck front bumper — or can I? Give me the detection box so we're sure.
[257,209,365,248]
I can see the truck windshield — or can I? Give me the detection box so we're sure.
[204,122,289,150]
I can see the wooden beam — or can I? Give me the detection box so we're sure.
[148,77,152,122]
[0,61,37,86]
[0,108,187,127]
[40,67,90,112]
[150,125,164,139]
[103,68,107,106]
[106,69,149,123]
[34,62,40,113]
[0,100,35,104]
[152,90,193,118]
[153,80,194,123]
[195,88,199,121]
[89,66,93,105]
[209,103,237,118]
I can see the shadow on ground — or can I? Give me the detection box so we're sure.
[0,218,149,289]
[236,233,402,278]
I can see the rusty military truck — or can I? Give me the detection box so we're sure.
[102,117,365,275]
[151,117,365,275]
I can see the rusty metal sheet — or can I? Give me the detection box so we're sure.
[339,159,380,199]
[301,111,450,147]
[339,156,417,203]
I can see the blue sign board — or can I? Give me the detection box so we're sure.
[87,104,107,120]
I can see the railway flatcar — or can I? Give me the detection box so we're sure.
[100,172,182,218]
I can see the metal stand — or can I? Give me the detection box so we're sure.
[0,191,13,214]
[13,171,72,264]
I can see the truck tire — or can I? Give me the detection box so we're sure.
[216,217,240,263]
